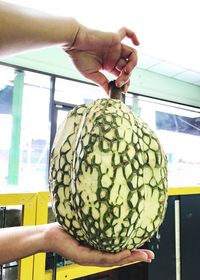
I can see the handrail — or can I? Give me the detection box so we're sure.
[0,192,37,280]
[1,187,200,279]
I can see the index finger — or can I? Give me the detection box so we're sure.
[118,27,140,46]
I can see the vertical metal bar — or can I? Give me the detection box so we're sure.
[7,70,24,185]
[0,207,6,228]
[0,207,6,280]
[49,75,56,155]
[33,192,48,280]
[52,253,57,280]
[175,199,181,280]
[48,75,58,280]
[19,194,36,280]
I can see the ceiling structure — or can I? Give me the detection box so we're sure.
[137,53,200,86]
[4,0,200,87]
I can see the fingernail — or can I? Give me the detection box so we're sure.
[146,258,153,263]
[151,252,155,260]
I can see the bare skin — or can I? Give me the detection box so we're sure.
[0,1,154,266]
[0,1,139,93]
[0,223,154,266]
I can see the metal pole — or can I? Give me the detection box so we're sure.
[175,199,181,280]
[52,253,57,280]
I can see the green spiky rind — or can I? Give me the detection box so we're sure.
[49,98,168,252]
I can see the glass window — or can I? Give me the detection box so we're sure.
[126,93,200,187]
[0,65,15,189]
[55,78,108,105]
[18,72,51,191]
[0,67,51,192]
[57,109,69,129]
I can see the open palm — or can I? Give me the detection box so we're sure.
[47,223,154,267]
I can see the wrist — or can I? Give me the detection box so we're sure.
[42,223,60,253]
[61,18,81,50]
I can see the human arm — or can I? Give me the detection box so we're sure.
[0,1,79,58]
[0,222,154,266]
[0,1,139,93]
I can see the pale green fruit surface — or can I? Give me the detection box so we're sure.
[49,98,168,252]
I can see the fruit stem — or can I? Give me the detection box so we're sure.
[108,80,125,103]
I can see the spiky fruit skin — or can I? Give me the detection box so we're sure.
[49,98,168,252]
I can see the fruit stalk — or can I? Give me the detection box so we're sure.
[108,80,125,103]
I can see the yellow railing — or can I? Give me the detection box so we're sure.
[0,193,37,280]
[1,187,200,279]
[168,186,200,196]
[34,192,124,280]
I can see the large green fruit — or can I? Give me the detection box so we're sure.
[49,88,168,253]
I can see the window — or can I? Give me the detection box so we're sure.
[1,63,199,190]
[19,72,51,190]
[55,78,107,105]
[0,68,51,191]
[126,93,200,187]
[0,65,15,189]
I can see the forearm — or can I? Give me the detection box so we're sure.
[0,1,80,57]
[0,225,47,264]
